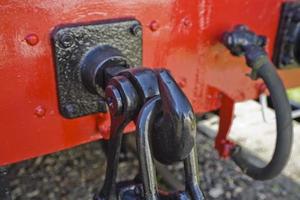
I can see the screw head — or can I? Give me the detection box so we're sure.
[59,32,74,48]
[131,24,142,37]
[63,104,77,117]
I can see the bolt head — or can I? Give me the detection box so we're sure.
[59,32,74,48]
[131,24,142,37]
[63,104,77,116]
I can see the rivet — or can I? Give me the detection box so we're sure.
[182,17,192,28]
[25,34,39,46]
[149,20,160,32]
[35,106,46,117]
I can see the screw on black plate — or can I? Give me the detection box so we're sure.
[59,32,74,48]
[62,104,77,117]
[130,24,142,37]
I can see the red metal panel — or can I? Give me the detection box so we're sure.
[1,0,300,165]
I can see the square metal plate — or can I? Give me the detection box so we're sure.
[52,19,142,118]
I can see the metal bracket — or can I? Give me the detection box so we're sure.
[52,19,142,118]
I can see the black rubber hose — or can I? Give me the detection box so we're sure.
[231,46,293,180]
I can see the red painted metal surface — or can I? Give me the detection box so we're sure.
[1,0,300,165]
[215,94,235,158]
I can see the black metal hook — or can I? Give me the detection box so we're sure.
[81,45,203,199]
[136,96,204,200]
[151,70,196,165]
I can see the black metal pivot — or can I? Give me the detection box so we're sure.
[151,70,196,164]
[222,25,293,180]
[80,45,129,94]
[93,67,204,200]
[135,96,204,200]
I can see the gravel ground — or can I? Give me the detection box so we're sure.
[3,133,300,200]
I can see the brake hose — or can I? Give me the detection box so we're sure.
[223,25,293,180]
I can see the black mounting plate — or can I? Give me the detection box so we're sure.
[52,19,142,118]
[273,2,300,69]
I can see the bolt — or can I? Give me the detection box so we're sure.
[25,34,39,46]
[131,24,142,37]
[35,105,46,117]
[149,20,160,32]
[105,85,123,116]
[63,104,77,116]
[59,32,74,48]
